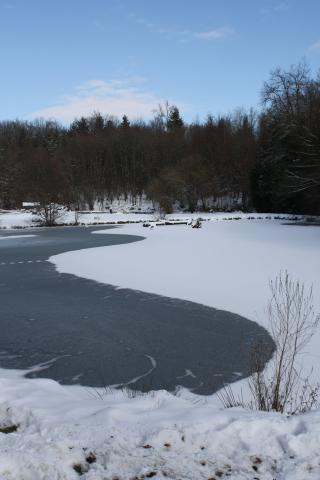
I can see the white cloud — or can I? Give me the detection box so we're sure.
[260,3,289,15]
[27,79,169,123]
[128,13,233,44]
[128,13,189,41]
[309,40,320,52]
[194,28,233,40]
[273,2,289,12]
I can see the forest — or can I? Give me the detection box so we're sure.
[0,63,319,215]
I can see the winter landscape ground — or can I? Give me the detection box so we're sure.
[0,210,319,479]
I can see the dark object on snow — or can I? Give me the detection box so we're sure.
[192,219,202,228]
[85,452,97,464]
[0,424,18,434]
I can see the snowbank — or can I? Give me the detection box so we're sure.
[1,367,320,480]
[0,211,35,229]
[0,208,304,230]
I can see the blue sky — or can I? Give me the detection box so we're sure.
[1,0,320,124]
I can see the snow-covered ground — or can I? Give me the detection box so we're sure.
[1,217,320,479]
[2,366,320,480]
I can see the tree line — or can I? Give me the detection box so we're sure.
[0,62,319,214]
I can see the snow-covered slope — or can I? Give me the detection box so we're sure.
[1,367,320,480]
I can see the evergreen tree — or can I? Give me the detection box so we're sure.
[167,106,184,131]
[90,112,105,132]
[70,117,89,135]
[120,115,130,129]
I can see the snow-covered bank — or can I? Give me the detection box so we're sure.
[0,208,306,230]
[0,211,36,229]
[1,367,320,480]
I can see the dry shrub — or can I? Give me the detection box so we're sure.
[219,272,320,414]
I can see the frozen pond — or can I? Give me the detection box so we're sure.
[0,226,273,394]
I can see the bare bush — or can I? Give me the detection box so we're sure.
[217,384,250,409]
[37,203,64,226]
[219,272,320,414]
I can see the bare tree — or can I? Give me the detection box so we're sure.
[37,203,65,227]
[262,62,310,117]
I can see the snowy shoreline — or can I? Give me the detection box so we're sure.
[0,208,310,231]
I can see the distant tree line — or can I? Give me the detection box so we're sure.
[0,63,319,214]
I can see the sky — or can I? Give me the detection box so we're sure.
[0,0,320,124]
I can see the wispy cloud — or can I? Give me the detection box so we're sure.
[309,40,320,52]
[273,2,289,12]
[194,28,233,40]
[128,13,189,40]
[260,2,290,15]
[27,79,171,123]
[128,13,233,43]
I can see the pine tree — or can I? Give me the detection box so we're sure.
[120,115,130,129]
[167,106,184,131]
[70,117,89,135]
